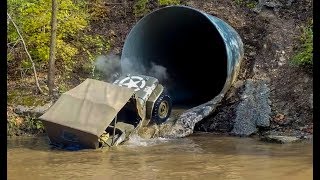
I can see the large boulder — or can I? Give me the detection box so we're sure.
[231,79,271,136]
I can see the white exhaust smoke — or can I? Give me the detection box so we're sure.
[94,54,169,82]
[94,54,121,82]
[122,57,169,82]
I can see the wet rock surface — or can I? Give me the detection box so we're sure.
[231,79,271,136]
[162,95,224,138]
[261,135,301,144]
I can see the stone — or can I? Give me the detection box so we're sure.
[261,135,301,143]
[249,52,257,56]
[309,93,313,109]
[14,105,29,115]
[253,0,284,13]
[163,95,224,138]
[14,102,53,117]
[273,113,285,122]
[231,79,271,136]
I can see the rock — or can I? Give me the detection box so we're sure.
[138,126,156,139]
[274,113,285,121]
[163,95,224,138]
[253,0,284,13]
[272,113,290,125]
[302,124,313,134]
[254,82,271,127]
[264,0,283,8]
[303,135,313,141]
[231,79,271,136]
[14,105,29,115]
[309,93,313,109]
[261,135,301,143]
[14,102,53,117]
[282,0,295,6]
[249,52,257,56]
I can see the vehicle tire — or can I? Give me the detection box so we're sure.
[151,93,172,125]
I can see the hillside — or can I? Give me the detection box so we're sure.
[7,0,313,140]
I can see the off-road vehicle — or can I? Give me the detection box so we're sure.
[40,74,172,150]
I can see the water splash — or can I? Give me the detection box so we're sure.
[125,134,171,147]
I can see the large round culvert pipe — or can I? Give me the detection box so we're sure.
[121,6,243,106]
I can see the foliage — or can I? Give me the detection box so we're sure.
[13,116,45,132]
[25,116,45,131]
[133,0,150,17]
[57,82,69,93]
[75,34,111,75]
[291,22,313,67]
[7,0,110,75]
[7,114,45,135]
[8,0,88,64]
[87,0,109,21]
[158,0,180,6]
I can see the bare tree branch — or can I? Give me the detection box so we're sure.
[7,13,45,95]
[7,39,20,46]
[7,38,21,54]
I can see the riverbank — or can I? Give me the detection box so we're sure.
[7,103,313,144]
[7,0,313,142]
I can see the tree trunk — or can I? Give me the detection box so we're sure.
[47,0,58,96]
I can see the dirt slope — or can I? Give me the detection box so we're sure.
[7,0,313,138]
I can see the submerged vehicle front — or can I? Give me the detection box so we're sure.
[99,74,173,147]
[113,74,172,125]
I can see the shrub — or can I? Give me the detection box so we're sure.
[158,0,180,6]
[291,22,313,67]
[7,0,89,65]
[7,0,110,75]
[133,0,150,17]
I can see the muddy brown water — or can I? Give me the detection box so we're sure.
[8,133,312,180]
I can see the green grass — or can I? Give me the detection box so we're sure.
[133,0,150,17]
[158,0,180,6]
[291,22,313,67]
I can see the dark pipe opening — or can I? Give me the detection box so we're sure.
[122,7,227,106]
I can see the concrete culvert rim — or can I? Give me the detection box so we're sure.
[121,6,243,107]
